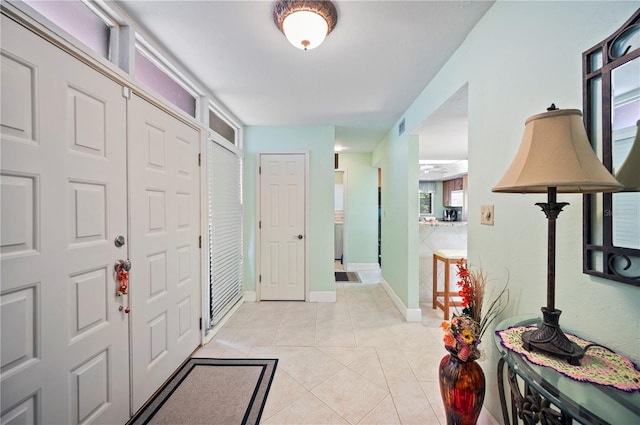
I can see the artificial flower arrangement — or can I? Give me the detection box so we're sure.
[441,261,509,362]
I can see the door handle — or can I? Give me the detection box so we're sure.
[297,234,303,240]
[115,259,132,313]
[115,259,131,296]
[115,259,131,272]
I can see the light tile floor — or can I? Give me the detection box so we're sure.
[194,272,498,425]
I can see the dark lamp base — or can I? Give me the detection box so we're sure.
[521,307,585,366]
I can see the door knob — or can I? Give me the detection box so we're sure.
[297,234,303,240]
[115,259,131,272]
[114,235,126,247]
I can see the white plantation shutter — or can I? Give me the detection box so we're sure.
[208,139,243,326]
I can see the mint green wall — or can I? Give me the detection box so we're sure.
[242,126,336,294]
[373,134,420,308]
[393,0,640,419]
[337,153,378,265]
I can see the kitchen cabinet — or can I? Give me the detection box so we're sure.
[453,178,463,190]
[442,177,464,206]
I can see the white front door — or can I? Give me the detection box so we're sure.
[128,94,201,412]
[1,15,129,424]
[259,154,306,300]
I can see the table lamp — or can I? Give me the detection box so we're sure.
[492,105,623,365]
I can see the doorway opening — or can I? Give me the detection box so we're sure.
[334,170,345,271]
[378,168,382,268]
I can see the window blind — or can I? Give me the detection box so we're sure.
[208,140,243,326]
[419,181,436,193]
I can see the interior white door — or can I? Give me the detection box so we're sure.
[1,14,129,424]
[259,153,306,300]
[128,94,201,412]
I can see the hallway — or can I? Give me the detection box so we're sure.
[195,277,497,424]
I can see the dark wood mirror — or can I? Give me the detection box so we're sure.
[583,9,640,286]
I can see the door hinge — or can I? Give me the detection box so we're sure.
[259,221,261,229]
[198,235,202,248]
[199,317,202,330]
[122,87,131,99]
[198,153,201,166]
[259,166,261,174]
[259,275,262,283]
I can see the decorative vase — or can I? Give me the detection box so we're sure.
[439,351,486,425]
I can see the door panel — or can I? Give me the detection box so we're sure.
[259,154,306,300]
[128,94,201,412]
[1,15,129,424]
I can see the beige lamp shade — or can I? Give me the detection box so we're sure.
[615,120,640,191]
[492,108,623,194]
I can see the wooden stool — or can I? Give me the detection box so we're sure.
[432,249,467,320]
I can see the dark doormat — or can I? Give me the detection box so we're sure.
[127,358,277,425]
[335,271,360,282]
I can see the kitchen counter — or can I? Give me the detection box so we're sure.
[419,220,467,227]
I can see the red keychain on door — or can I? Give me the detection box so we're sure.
[115,261,131,313]
[115,262,129,296]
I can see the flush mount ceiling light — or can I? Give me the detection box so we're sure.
[273,0,338,50]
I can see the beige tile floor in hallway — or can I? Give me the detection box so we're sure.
[194,272,498,425]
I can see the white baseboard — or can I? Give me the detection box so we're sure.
[380,277,422,322]
[345,262,380,272]
[405,307,422,322]
[309,291,336,302]
[245,290,335,302]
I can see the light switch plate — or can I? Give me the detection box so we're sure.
[481,205,494,225]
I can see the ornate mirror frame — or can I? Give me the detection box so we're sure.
[583,9,640,287]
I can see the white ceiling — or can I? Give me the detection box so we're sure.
[115,0,493,154]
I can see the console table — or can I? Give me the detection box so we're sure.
[494,315,640,424]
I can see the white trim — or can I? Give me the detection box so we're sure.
[81,0,117,27]
[345,263,381,271]
[254,155,262,301]
[405,308,423,322]
[334,168,347,264]
[304,151,311,302]
[309,291,336,302]
[380,277,422,322]
[200,129,209,339]
[243,291,257,302]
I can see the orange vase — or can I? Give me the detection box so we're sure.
[439,352,485,425]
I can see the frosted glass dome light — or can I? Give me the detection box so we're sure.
[273,0,338,51]
[283,11,328,50]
